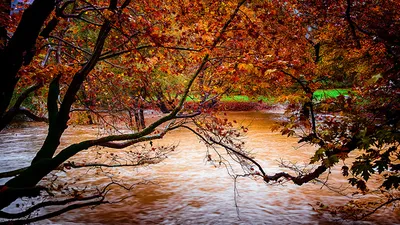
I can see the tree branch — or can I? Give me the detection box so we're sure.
[0,194,102,219]
[184,123,328,186]
[280,70,310,93]
[98,127,170,149]
[99,45,201,62]
[0,167,27,179]
[17,108,49,123]
[56,0,108,19]
[0,185,48,199]
[47,74,60,125]
[0,83,44,130]
[62,158,163,169]
[360,197,400,220]
[15,83,43,109]
[345,0,361,49]
[0,0,55,119]
[43,2,246,185]
[175,111,201,119]
[263,164,327,185]
[1,0,247,212]
[32,14,114,163]
[0,198,107,225]
[280,70,318,134]
[209,136,267,177]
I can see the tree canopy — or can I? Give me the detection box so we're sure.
[0,0,398,223]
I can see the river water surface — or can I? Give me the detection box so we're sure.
[0,111,399,224]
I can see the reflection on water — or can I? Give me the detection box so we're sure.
[0,112,398,224]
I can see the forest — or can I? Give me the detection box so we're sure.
[0,0,399,224]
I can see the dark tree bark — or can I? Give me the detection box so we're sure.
[0,0,56,129]
[0,0,241,217]
[155,91,171,113]
[0,0,11,47]
[0,5,115,210]
[133,106,145,130]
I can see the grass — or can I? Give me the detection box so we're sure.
[186,95,273,103]
[186,89,349,103]
[313,89,349,101]
[220,95,273,102]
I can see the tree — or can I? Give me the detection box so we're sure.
[0,0,398,223]
[0,0,55,130]
[0,0,257,223]
[221,0,400,219]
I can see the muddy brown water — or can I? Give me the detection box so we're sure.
[1,111,399,224]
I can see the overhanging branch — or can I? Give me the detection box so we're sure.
[0,198,107,225]
[263,164,327,185]
[17,108,48,123]
[62,158,164,169]
[0,83,44,130]
[0,194,102,219]
[0,167,28,179]
[98,130,169,149]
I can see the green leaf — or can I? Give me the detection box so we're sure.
[351,160,374,181]
[323,155,339,167]
[310,147,326,164]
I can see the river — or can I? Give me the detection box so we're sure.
[0,111,399,224]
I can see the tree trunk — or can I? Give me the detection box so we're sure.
[0,0,55,125]
[139,108,145,129]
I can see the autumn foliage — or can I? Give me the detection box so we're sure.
[0,0,399,223]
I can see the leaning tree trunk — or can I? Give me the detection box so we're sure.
[0,11,114,211]
[0,0,55,129]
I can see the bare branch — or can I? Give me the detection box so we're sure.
[62,158,163,169]
[17,108,49,123]
[209,137,267,177]
[99,45,201,61]
[0,83,43,130]
[0,198,107,225]
[99,45,152,61]
[49,35,92,58]
[360,197,400,220]
[0,181,137,223]
[0,194,102,219]
[263,164,327,185]
[98,132,167,149]
[175,111,201,119]
[56,0,108,19]
[280,70,310,94]
[14,84,43,109]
